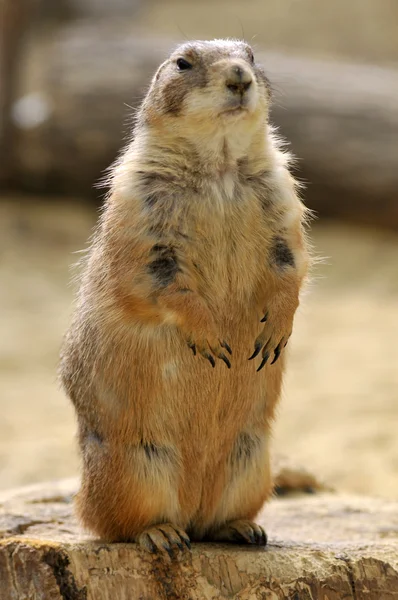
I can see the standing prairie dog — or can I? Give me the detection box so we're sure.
[60,39,310,554]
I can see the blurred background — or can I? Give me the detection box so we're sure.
[1,0,397,498]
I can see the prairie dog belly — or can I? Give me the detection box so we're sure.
[188,184,269,311]
[101,310,269,434]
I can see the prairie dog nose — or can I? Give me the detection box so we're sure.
[226,64,252,95]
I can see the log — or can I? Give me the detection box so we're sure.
[37,0,142,21]
[1,478,397,599]
[9,23,398,227]
[11,28,172,193]
[266,54,398,228]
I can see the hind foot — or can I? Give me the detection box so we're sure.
[137,523,191,558]
[209,519,267,546]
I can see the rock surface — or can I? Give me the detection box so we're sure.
[1,479,397,599]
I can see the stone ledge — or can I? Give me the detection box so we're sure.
[0,479,397,599]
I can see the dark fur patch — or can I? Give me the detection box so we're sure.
[148,244,180,286]
[141,441,174,462]
[82,428,104,447]
[254,65,272,97]
[239,171,274,211]
[151,243,168,253]
[87,431,104,445]
[231,433,260,467]
[137,171,173,189]
[237,156,249,172]
[162,78,190,115]
[162,66,208,115]
[145,193,159,208]
[270,236,295,268]
[137,171,179,214]
[80,428,105,468]
[192,261,204,276]
[138,171,172,184]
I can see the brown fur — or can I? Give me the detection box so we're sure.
[60,39,310,547]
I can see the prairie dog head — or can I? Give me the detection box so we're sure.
[138,39,271,152]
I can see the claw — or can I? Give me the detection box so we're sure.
[230,526,250,544]
[219,353,231,369]
[221,341,232,355]
[260,311,268,323]
[249,340,262,360]
[175,527,191,549]
[260,529,268,545]
[256,351,269,372]
[162,543,174,558]
[158,525,185,551]
[140,533,157,553]
[188,342,196,355]
[184,537,191,550]
[271,344,281,365]
[203,352,216,368]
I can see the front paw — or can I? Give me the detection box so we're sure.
[249,312,291,371]
[137,523,191,558]
[187,336,232,369]
[208,519,267,546]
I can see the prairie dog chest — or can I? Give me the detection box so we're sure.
[189,173,270,302]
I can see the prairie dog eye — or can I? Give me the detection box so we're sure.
[247,49,254,63]
[176,58,192,71]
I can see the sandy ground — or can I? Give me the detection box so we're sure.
[0,196,397,498]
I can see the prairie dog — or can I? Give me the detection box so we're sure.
[60,39,310,554]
